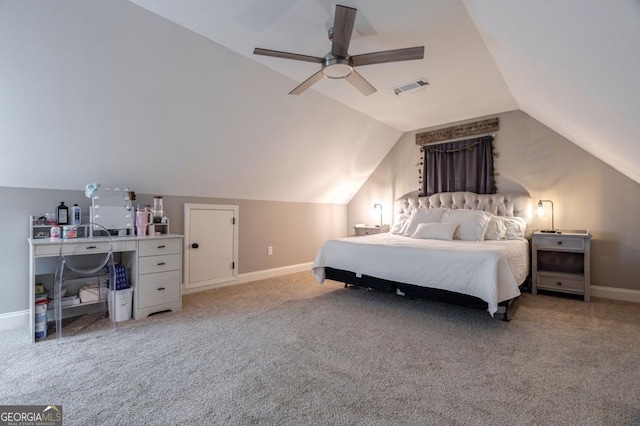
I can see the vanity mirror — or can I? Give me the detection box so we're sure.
[87,184,133,236]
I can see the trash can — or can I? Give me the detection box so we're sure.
[109,288,133,322]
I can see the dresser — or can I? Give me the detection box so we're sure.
[531,231,591,301]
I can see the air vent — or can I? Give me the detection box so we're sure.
[392,78,429,96]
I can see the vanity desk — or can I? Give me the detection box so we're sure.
[28,234,183,343]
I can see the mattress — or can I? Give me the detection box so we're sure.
[312,233,529,315]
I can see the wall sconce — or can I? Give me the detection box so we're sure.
[373,203,383,227]
[537,199,556,233]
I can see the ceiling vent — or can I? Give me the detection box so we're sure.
[392,78,429,96]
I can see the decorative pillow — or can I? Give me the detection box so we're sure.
[442,209,491,241]
[502,216,528,240]
[402,208,448,236]
[484,214,507,240]
[411,222,458,241]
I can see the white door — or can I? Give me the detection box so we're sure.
[184,204,238,289]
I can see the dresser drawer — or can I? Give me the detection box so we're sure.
[35,241,108,257]
[536,235,584,251]
[35,239,138,257]
[138,271,181,309]
[537,273,584,293]
[138,254,181,274]
[138,238,181,257]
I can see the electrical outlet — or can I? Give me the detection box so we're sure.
[267,246,273,256]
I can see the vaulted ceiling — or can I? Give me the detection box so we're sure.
[129,0,640,184]
[2,1,638,205]
[128,0,518,132]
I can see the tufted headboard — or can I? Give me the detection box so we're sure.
[395,191,533,223]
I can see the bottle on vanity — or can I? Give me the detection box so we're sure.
[56,202,69,225]
[71,204,81,225]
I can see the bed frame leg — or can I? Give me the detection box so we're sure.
[500,300,513,322]
[502,308,510,322]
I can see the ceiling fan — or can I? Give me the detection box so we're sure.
[253,5,424,96]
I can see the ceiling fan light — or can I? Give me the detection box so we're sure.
[323,63,352,79]
[322,57,353,79]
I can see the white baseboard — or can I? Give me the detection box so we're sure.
[0,310,29,330]
[591,285,640,303]
[183,262,313,295]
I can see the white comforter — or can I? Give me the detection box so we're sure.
[312,233,529,315]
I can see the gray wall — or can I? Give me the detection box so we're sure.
[348,110,640,291]
[1,187,346,315]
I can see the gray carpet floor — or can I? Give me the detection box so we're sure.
[1,272,640,425]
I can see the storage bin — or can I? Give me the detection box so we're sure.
[109,288,132,322]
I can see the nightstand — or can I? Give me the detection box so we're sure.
[353,225,390,236]
[531,230,591,301]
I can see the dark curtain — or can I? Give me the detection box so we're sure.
[421,136,495,196]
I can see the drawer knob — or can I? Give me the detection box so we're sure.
[157,287,165,291]
[86,246,97,249]
[557,241,563,245]
[557,281,562,286]
[191,243,199,249]
[157,245,166,249]
[157,262,166,266]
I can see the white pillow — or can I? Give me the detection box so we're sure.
[442,209,491,241]
[390,216,409,234]
[411,222,458,241]
[402,208,448,237]
[502,216,528,240]
[484,214,507,240]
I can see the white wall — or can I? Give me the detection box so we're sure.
[0,0,401,204]
[348,110,640,291]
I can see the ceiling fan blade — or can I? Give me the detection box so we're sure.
[289,70,325,95]
[331,5,357,58]
[351,46,425,67]
[345,70,377,96]
[253,48,323,64]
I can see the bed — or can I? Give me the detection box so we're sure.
[312,191,533,320]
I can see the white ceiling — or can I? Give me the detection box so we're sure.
[129,0,640,185]
[127,0,518,132]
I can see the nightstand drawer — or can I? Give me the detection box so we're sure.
[355,228,379,236]
[537,273,584,292]
[536,235,584,251]
[354,225,389,236]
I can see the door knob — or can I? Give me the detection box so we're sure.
[191,243,199,249]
